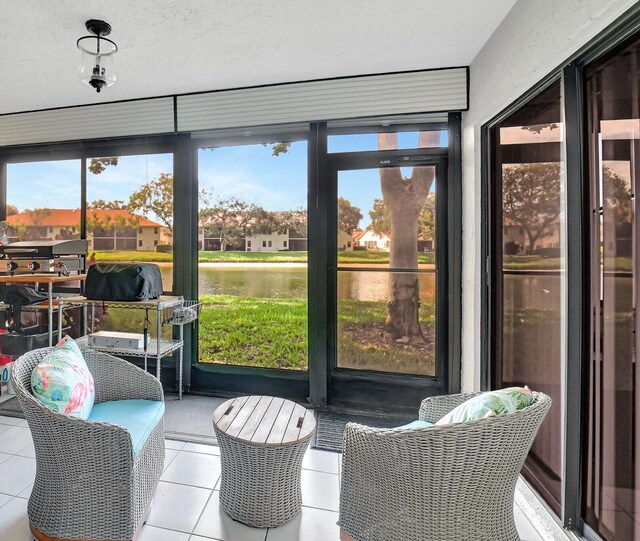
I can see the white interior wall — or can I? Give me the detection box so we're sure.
[461,0,640,391]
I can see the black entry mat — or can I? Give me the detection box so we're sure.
[0,396,24,419]
[312,411,405,453]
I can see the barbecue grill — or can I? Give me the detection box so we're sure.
[0,240,88,276]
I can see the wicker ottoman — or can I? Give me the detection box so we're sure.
[212,395,316,528]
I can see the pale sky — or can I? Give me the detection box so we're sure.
[7,131,444,230]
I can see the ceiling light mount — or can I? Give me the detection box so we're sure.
[77,19,118,93]
[85,19,112,37]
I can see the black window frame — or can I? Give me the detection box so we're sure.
[310,113,462,411]
[189,131,311,400]
[0,116,462,415]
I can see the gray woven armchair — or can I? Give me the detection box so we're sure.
[339,391,552,541]
[11,347,165,541]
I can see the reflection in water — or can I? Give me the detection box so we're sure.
[338,271,435,302]
[190,265,436,302]
[198,266,307,298]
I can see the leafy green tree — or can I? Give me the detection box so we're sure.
[86,208,140,239]
[199,197,260,251]
[418,193,436,242]
[89,157,118,174]
[369,196,434,240]
[338,197,362,234]
[89,199,127,210]
[602,165,633,259]
[502,162,561,254]
[127,173,174,233]
[275,207,307,237]
[369,198,390,236]
[8,208,52,240]
[266,142,292,156]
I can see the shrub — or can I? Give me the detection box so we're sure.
[155,244,172,253]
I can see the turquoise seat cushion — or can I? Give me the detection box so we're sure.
[89,399,164,457]
[395,420,433,429]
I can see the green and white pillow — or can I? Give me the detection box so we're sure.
[435,386,534,426]
[31,336,95,419]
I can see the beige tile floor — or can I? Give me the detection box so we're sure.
[0,414,549,541]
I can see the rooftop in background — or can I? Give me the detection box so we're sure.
[7,209,162,228]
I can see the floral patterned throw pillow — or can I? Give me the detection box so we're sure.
[31,336,95,419]
[435,386,534,426]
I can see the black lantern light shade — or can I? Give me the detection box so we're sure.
[77,19,118,93]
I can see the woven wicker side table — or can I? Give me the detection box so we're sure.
[212,395,316,528]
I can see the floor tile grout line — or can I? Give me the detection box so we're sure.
[177,449,220,457]
[166,448,341,473]
[0,488,31,499]
[158,477,221,491]
[189,489,216,536]
[301,467,339,475]
[301,503,339,513]
[141,521,202,538]
[189,534,224,541]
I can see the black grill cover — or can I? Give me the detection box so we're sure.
[84,263,163,301]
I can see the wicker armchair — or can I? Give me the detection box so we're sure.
[11,347,165,541]
[339,391,552,541]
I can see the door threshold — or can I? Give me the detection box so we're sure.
[516,477,582,541]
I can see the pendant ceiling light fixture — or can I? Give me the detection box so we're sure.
[77,19,118,93]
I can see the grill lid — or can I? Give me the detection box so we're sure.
[0,239,88,257]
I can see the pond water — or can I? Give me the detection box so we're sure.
[161,264,586,308]
[185,264,436,302]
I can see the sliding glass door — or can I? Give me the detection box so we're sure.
[488,80,566,515]
[584,33,640,541]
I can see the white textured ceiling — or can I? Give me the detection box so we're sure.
[0,0,516,115]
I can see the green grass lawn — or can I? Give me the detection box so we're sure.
[93,249,436,265]
[199,295,308,369]
[502,256,562,270]
[198,294,435,374]
[338,251,435,265]
[93,250,307,263]
[199,251,307,263]
[336,299,435,375]
[503,255,632,271]
[94,250,174,262]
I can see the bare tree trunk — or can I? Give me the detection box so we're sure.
[378,132,438,341]
[525,229,536,255]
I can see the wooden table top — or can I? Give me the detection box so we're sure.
[0,274,86,284]
[213,395,316,446]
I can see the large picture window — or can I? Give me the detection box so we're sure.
[85,153,174,292]
[196,141,308,371]
[6,159,81,243]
